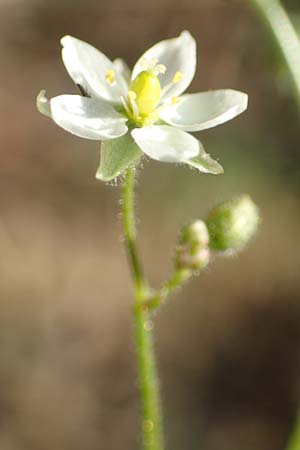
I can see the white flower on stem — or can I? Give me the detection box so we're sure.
[37,32,248,181]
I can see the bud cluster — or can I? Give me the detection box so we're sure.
[175,220,210,271]
[175,195,259,271]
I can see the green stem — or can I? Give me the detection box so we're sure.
[250,0,300,107]
[122,167,145,296]
[146,268,192,310]
[122,167,164,450]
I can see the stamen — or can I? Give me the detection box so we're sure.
[172,71,183,84]
[128,90,137,101]
[156,97,180,114]
[128,90,139,117]
[120,95,131,116]
[160,71,184,98]
[139,57,166,76]
[105,69,116,85]
[153,64,166,76]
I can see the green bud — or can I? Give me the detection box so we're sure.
[206,195,259,252]
[176,220,210,270]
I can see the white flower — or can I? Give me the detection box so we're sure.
[37,32,248,181]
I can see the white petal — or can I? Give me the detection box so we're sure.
[113,58,131,84]
[61,35,128,104]
[131,125,199,162]
[160,90,248,131]
[50,95,128,140]
[131,31,196,100]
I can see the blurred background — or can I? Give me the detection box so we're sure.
[0,0,299,449]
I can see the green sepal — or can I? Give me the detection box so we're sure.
[36,90,51,118]
[185,147,224,175]
[96,133,143,182]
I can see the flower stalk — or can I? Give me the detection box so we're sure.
[122,167,164,450]
[122,168,145,295]
[146,269,192,311]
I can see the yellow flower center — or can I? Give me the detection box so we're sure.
[129,71,161,116]
[113,57,183,126]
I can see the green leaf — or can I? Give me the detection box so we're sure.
[96,133,143,182]
[185,147,224,175]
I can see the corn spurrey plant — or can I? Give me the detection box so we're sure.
[37,32,259,450]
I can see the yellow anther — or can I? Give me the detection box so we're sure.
[105,69,116,85]
[128,90,137,100]
[129,71,161,116]
[172,71,183,84]
[171,96,180,105]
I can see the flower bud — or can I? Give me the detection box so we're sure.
[175,220,210,270]
[206,195,259,252]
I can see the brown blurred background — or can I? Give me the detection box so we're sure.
[0,0,300,449]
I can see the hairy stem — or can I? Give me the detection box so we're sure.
[122,167,164,450]
[146,268,192,311]
[122,168,145,296]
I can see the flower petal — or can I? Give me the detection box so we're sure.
[113,58,131,84]
[61,35,128,103]
[96,133,143,182]
[131,125,199,162]
[160,90,248,131]
[36,90,51,117]
[184,148,224,175]
[131,31,196,100]
[50,95,128,140]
